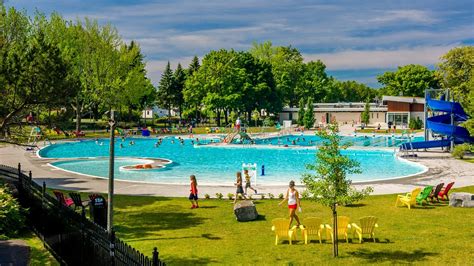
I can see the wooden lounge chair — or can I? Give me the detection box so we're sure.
[69,192,89,212]
[428,183,444,202]
[416,186,433,205]
[271,218,297,245]
[53,191,74,207]
[395,188,421,209]
[325,216,351,243]
[351,216,378,243]
[438,182,454,201]
[301,217,324,244]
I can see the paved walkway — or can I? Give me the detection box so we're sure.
[0,143,473,197]
[0,240,30,266]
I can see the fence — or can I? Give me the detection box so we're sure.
[0,163,165,266]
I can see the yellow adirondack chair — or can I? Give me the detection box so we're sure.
[351,216,378,243]
[395,188,421,209]
[325,216,351,243]
[301,217,324,244]
[271,218,297,245]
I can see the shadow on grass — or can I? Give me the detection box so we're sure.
[164,255,218,265]
[114,206,208,239]
[347,249,437,263]
[343,203,366,208]
[201,233,221,240]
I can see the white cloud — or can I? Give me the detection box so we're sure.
[303,45,459,70]
[368,10,438,24]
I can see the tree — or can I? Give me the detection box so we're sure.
[0,8,73,136]
[297,60,329,102]
[302,123,372,257]
[188,55,200,76]
[377,64,440,97]
[156,62,174,127]
[297,98,305,126]
[173,63,186,119]
[336,80,378,102]
[437,46,474,134]
[361,98,370,125]
[303,98,314,129]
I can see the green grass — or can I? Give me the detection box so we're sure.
[19,231,59,265]
[78,186,474,265]
[462,158,474,163]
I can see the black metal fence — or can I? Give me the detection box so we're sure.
[0,163,165,266]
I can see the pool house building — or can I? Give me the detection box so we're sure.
[278,96,425,127]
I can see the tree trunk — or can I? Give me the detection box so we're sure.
[216,109,221,127]
[75,97,82,132]
[332,207,338,257]
[247,111,251,125]
[224,109,229,125]
[0,102,27,138]
[168,105,172,128]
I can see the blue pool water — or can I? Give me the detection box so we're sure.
[40,136,426,185]
[253,135,424,147]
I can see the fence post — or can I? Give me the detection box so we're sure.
[110,230,116,266]
[18,163,21,178]
[152,247,159,266]
[17,163,22,190]
[41,181,46,244]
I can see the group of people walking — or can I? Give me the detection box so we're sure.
[187,174,302,228]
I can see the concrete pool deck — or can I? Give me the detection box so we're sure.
[0,142,473,197]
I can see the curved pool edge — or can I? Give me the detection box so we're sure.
[42,154,429,186]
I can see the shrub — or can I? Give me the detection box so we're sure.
[238,194,243,200]
[215,193,223,200]
[268,193,274,199]
[227,193,234,200]
[0,185,26,239]
[204,194,210,199]
[263,117,275,127]
[409,117,423,130]
[452,143,473,159]
[260,194,265,200]
[278,193,284,199]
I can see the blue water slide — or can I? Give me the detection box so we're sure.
[400,96,473,151]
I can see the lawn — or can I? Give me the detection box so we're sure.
[20,231,59,265]
[92,185,474,265]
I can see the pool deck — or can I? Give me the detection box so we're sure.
[0,141,473,197]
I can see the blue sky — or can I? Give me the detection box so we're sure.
[7,0,474,87]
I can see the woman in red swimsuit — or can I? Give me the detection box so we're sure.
[189,175,199,209]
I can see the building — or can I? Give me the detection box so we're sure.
[142,106,179,119]
[279,96,425,127]
[382,96,425,126]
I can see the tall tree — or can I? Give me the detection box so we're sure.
[173,63,186,119]
[188,55,200,76]
[377,64,440,97]
[157,62,175,127]
[297,60,329,102]
[361,98,370,125]
[0,8,73,136]
[302,123,371,257]
[303,98,314,129]
[437,46,474,134]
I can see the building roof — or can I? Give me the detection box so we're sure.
[382,95,425,104]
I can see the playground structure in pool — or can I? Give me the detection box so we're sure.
[400,89,473,152]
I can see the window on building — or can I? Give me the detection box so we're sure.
[387,113,409,126]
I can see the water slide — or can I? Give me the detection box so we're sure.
[400,96,473,150]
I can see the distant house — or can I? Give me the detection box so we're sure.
[279,95,425,127]
[142,106,179,119]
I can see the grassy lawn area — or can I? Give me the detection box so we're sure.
[20,231,59,265]
[84,185,474,265]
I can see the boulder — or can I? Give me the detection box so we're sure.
[234,200,258,221]
[449,192,474,208]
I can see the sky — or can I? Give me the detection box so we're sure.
[6,0,474,88]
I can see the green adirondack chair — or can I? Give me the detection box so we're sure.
[416,186,433,205]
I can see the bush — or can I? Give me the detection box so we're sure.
[452,143,473,159]
[260,194,265,200]
[227,193,234,200]
[409,117,423,130]
[268,193,275,199]
[263,117,275,127]
[278,193,284,199]
[215,193,223,200]
[204,194,210,199]
[0,185,26,239]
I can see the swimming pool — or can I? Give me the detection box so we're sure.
[40,136,427,185]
